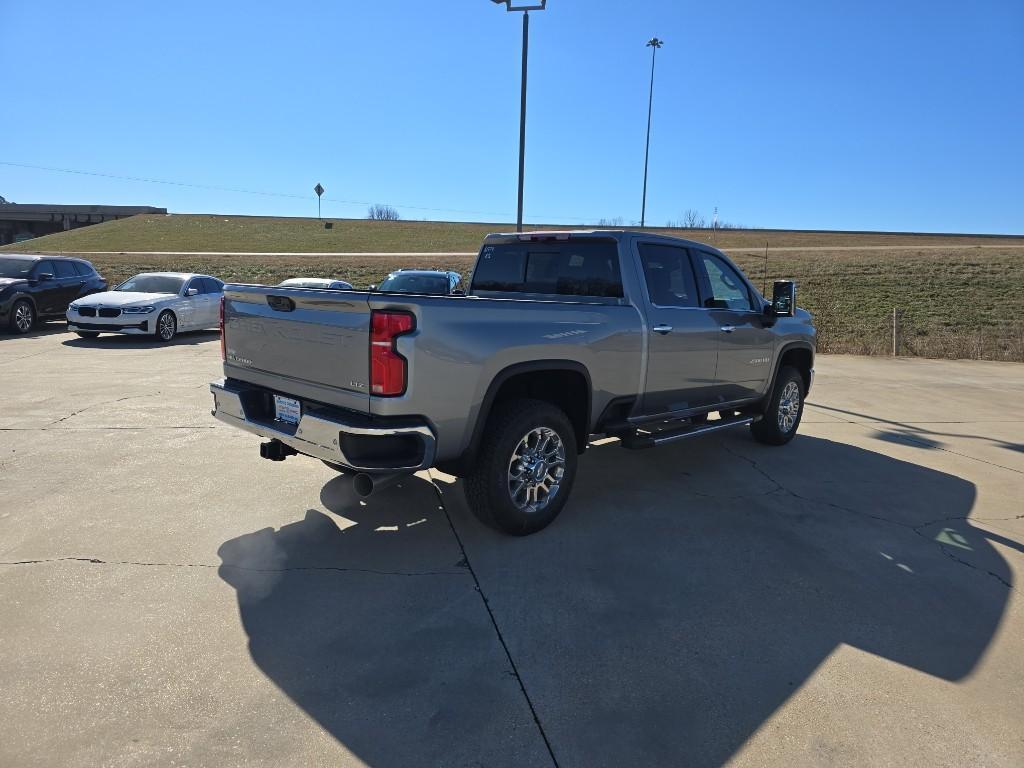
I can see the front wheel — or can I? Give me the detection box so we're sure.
[9,299,34,334]
[750,366,805,445]
[155,310,176,342]
[464,399,578,536]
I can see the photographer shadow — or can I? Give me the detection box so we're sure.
[217,472,552,768]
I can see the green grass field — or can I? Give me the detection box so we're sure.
[5,214,1023,361]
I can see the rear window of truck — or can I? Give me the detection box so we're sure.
[472,241,623,298]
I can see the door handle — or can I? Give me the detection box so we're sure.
[720,325,736,333]
[652,324,673,334]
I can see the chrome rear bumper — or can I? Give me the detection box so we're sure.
[210,380,436,472]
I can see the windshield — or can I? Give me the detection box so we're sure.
[0,258,36,278]
[115,275,185,294]
[377,273,449,295]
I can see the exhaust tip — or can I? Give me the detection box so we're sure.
[353,473,375,498]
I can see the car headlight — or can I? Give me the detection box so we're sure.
[69,303,79,311]
[121,306,155,314]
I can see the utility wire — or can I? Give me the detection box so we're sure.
[0,160,596,223]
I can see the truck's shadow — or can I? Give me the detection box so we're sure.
[218,436,1013,767]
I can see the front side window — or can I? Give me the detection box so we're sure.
[202,277,224,293]
[697,252,753,311]
[638,244,698,308]
[187,279,207,295]
[471,240,623,298]
[31,260,55,278]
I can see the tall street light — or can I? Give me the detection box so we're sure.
[641,37,663,229]
[491,0,547,232]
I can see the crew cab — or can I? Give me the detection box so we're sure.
[210,231,816,535]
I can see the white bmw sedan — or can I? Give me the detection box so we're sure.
[67,272,224,342]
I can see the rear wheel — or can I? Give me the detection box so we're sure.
[751,366,805,445]
[9,300,34,334]
[156,310,176,342]
[464,399,578,535]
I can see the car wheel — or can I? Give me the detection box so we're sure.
[751,365,805,446]
[156,310,176,342]
[9,299,34,334]
[464,398,578,536]
[75,331,100,339]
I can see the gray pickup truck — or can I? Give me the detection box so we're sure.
[211,231,815,534]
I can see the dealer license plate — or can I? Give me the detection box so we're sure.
[273,394,301,425]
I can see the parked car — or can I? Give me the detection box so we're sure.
[375,269,462,295]
[68,272,224,342]
[276,278,354,290]
[0,254,107,334]
[211,231,815,535]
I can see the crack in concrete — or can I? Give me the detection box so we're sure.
[428,475,561,768]
[0,556,466,578]
[722,444,1015,590]
[44,392,164,428]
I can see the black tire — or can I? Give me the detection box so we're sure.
[155,310,176,342]
[76,331,100,339]
[751,365,805,446]
[9,299,34,334]
[464,398,578,536]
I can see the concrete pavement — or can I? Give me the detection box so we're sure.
[1,327,1021,767]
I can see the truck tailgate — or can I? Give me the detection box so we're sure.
[222,285,372,413]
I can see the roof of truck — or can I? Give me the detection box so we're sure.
[482,229,725,253]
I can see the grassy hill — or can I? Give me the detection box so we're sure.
[4,214,1023,361]
[6,213,1023,254]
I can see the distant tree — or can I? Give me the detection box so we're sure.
[0,195,10,204]
[597,216,625,227]
[367,204,400,221]
[682,208,706,228]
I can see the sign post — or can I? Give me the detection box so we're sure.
[314,183,325,219]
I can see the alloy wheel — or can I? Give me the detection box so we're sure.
[507,426,566,513]
[14,303,33,333]
[777,380,801,433]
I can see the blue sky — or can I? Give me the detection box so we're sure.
[1,0,1021,233]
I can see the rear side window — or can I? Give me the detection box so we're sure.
[638,244,699,308]
[472,241,623,298]
[54,261,77,278]
[72,261,95,276]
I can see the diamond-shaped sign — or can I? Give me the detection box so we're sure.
[314,183,324,197]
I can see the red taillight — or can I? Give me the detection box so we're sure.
[219,295,226,361]
[370,310,415,396]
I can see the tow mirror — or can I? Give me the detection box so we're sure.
[771,280,797,317]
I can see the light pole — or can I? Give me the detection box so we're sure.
[641,37,663,229]
[491,0,546,232]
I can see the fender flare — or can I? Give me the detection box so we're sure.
[6,291,38,315]
[457,359,593,469]
[767,341,815,398]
